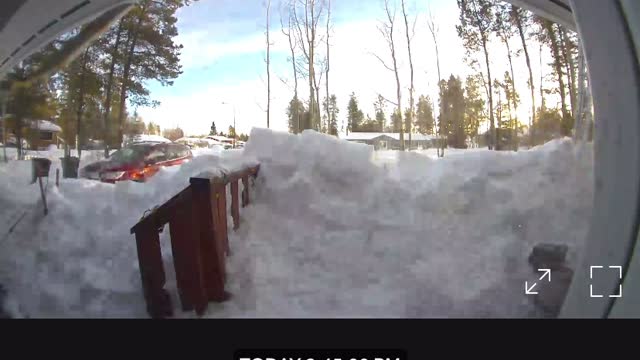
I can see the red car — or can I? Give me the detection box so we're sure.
[80,142,193,183]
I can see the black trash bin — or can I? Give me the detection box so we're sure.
[31,157,52,184]
[60,156,80,179]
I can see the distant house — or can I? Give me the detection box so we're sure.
[123,134,172,146]
[1,119,62,150]
[343,132,439,150]
[206,135,236,149]
[30,120,62,149]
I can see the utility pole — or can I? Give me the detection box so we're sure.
[221,101,237,148]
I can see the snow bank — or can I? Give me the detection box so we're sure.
[217,130,593,318]
[0,128,593,318]
[0,149,256,317]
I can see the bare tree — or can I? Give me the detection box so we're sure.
[281,0,300,132]
[539,43,545,110]
[266,0,272,128]
[427,3,444,157]
[559,26,577,120]
[495,3,519,149]
[75,46,91,159]
[510,5,536,147]
[314,59,325,131]
[401,0,416,150]
[292,0,325,131]
[543,20,571,136]
[325,0,331,134]
[374,0,404,150]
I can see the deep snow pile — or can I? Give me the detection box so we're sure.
[213,129,593,318]
[0,129,593,318]
[0,148,256,317]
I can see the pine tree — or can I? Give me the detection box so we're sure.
[323,94,339,136]
[440,75,465,148]
[391,109,402,133]
[287,96,305,134]
[404,107,412,140]
[347,92,364,133]
[374,95,386,132]
[537,18,572,136]
[415,95,435,135]
[55,39,102,158]
[115,0,186,147]
[210,121,217,136]
[464,74,486,146]
[457,0,497,149]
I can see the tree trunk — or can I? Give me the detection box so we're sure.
[76,47,91,159]
[102,19,124,157]
[284,4,299,133]
[307,0,316,131]
[325,0,330,135]
[496,84,503,133]
[401,0,414,150]
[504,84,513,148]
[512,6,535,147]
[266,0,271,129]
[482,37,496,150]
[573,46,586,142]
[315,85,321,130]
[539,43,545,110]
[559,27,577,120]
[545,21,570,136]
[117,2,147,148]
[389,27,403,150]
[428,14,443,157]
[505,39,518,150]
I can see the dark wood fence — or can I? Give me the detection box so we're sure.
[130,164,260,318]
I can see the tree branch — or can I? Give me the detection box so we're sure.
[370,51,395,72]
[377,93,398,107]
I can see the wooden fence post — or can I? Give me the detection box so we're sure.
[215,180,229,256]
[168,188,208,314]
[241,175,250,207]
[231,180,240,230]
[190,177,229,303]
[133,222,172,318]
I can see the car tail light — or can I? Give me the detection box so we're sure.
[126,165,158,182]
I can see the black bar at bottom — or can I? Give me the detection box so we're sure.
[235,349,407,360]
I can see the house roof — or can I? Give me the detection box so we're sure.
[177,137,224,145]
[127,134,171,144]
[30,119,61,132]
[344,132,438,141]
[207,135,234,142]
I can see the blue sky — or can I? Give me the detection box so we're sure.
[139,0,556,136]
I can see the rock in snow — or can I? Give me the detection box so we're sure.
[529,243,569,271]
[0,129,593,317]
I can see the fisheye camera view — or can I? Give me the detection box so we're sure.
[0,0,638,319]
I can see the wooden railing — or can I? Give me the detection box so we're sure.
[130,164,260,318]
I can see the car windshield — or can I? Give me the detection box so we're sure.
[108,145,152,164]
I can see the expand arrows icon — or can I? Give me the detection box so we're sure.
[525,269,551,295]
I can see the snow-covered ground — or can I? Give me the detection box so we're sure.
[0,130,594,318]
